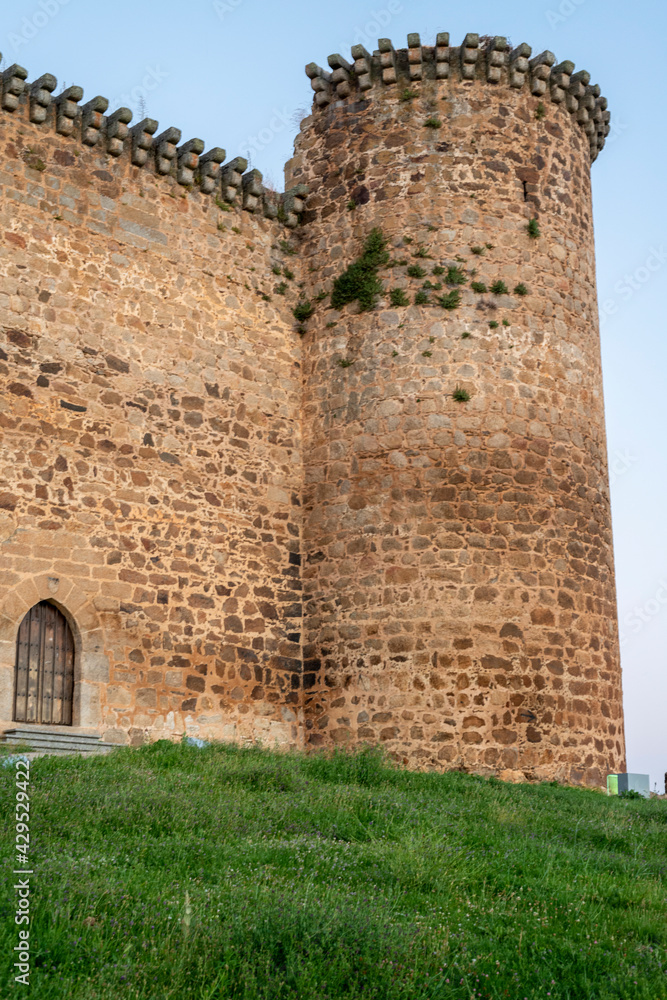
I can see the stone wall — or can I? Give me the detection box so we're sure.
[0,91,304,747]
[287,38,625,786]
[0,33,626,785]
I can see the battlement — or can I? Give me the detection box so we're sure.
[0,55,308,225]
[306,32,610,162]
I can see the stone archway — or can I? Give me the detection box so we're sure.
[0,575,110,731]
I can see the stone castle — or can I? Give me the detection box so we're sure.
[0,31,626,785]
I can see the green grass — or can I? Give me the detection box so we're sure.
[1,743,665,999]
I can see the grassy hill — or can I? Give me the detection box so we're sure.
[0,741,665,999]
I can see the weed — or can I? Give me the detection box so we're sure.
[432,266,444,276]
[514,283,529,296]
[421,350,432,358]
[293,300,314,322]
[272,264,282,275]
[536,102,546,120]
[503,319,511,327]
[325,322,337,329]
[392,350,399,357]
[407,264,426,278]
[424,118,442,129]
[429,336,435,343]
[461,331,472,339]
[390,288,410,307]
[337,358,353,368]
[347,200,357,211]
[438,290,461,310]
[284,268,294,280]
[491,280,509,295]
[489,320,499,329]
[455,255,466,263]
[422,280,442,291]
[275,282,288,295]
[232,226,241,235]
[485,242,495,250]
[413,246,430,258]
[261,293,271,302]
[452,385,471,402]
[403,236,413,245]
[471,246,485,255]
[446,266,467,286]
[331,227,389,312]
[527,218,541,239]
[23,148,47,172]
[217,223,226,232]
[215,196,231,212]
[316,290,328,301]
[471,281,488,293]
[400,88,418,101]
[280,240,297,255]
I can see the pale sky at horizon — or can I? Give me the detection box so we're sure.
[2,0,665,789]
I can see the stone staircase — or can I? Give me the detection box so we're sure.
[2,726,118,756]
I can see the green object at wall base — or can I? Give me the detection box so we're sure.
[607,773,650,798]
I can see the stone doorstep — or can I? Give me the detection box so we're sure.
[0,723,102,740]
[2,726,118,755]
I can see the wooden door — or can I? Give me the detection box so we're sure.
[14,602,74,725]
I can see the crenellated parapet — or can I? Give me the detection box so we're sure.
[305,33,610,162]
[0,53,308,227]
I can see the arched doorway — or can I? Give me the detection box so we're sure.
[14,602,74,725]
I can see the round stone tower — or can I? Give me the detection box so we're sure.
[286,32,625,786]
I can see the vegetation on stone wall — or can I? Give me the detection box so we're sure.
[330,228,390,312]
[293,300,314,322]
[390,289,410,307]
[527,218,541,239]
[437,290,462,310]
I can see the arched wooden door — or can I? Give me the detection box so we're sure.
[14,602,74,725]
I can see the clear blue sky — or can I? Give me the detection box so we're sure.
[2,0,666,790]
